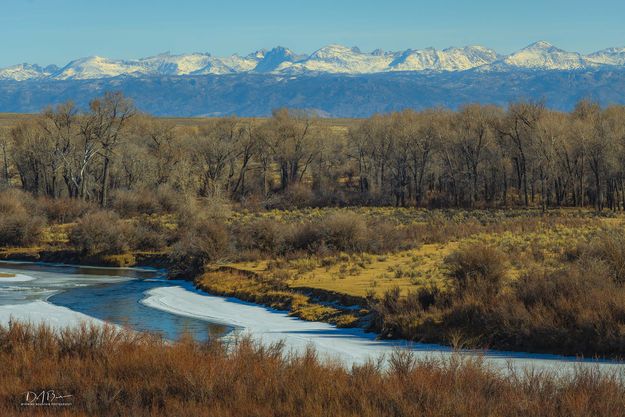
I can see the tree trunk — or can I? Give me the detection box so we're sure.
[100,154,111,207]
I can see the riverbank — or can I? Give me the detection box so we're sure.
[0,247,171,268]
[196,267,367,328]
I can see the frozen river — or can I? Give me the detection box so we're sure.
[0,260,623,375]
[0,261,227,340]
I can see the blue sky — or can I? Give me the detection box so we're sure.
[1,0,624,67]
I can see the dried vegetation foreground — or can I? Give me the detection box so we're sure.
[0,322,624,417]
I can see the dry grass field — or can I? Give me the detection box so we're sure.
[1,322,623,417]
[0,112,358,130]
[0,113,34,128]
[188,207,625,357]
[220,207,612,299]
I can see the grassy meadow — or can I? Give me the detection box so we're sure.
[217,206,608,301]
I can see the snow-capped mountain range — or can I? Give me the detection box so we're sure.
[2,41,625,81]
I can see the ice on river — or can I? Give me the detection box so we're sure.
[0,262,135,328]
[141,284,625,374]
[0,273,35,282]
[0,299,105,328]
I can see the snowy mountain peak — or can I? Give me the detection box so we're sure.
[140,52,213,75]
[498,41,592,70]
[3,41,625,81]
[587,47,625,66]
[54,56,143,80]
[390,45,499,72]
[249,49,267,60]
[291,44,391,74]
[526,40,556,50]
[254,46,301,73]
[0,63,58,81]
[310,44,356,59]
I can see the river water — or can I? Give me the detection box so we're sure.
[0,261,228,340]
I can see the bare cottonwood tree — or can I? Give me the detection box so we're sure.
[83,92,135,206]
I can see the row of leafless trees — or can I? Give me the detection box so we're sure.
[351,101,625,210]
[2,92,625,210]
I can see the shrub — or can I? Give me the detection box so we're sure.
[265,184,315,209]
[319,212,368,252]
[0,211,45,247]
[69,211,131,255]
[111,185,186,217]
[0,188,38,214]
[286,221,325,253]
[508,259,625,355]
[175,195,231,225]
[367,220,406,252]
[237,218,286,255]
[578,229,625,283]
[111,188,162,216]
[0,189,45,246]
[129,216,169,251]
[372,239,625,357]
[234,212,409,257]
[169,218,230,277]
[153,184,182,213]
[445,243,507,297]
[2,322,625,417]
[37,197,93,223]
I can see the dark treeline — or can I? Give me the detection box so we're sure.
[2,92,625,210]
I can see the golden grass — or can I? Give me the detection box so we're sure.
[0,273,15,278]
[4,203,625,358]
[219,215,616,314]
[0,112,34,128]
[4,204,623,312]
[101,253,137,267]
[0,246,43,258]
[39,223,74,245]
[371,226,625,357]
[286,244,457,297]
[229,243,456,298]
[6,206,616,302]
